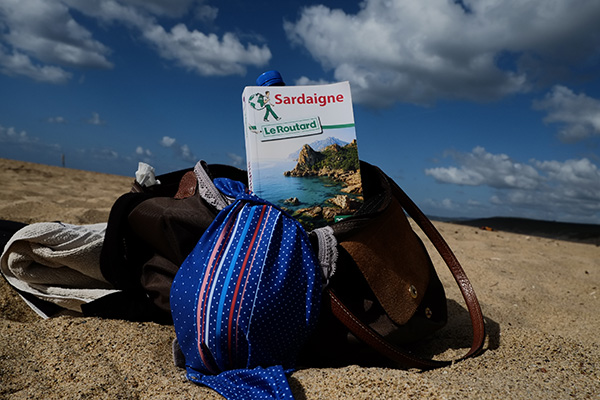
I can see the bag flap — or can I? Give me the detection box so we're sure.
[339,197,431,325]
[334,163,432,326]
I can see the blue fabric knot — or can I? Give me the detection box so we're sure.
[171,179,320,399]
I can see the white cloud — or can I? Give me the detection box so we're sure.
[427,198,458,211]
[135,146,153,157]
[0,0,271,82]
[179,144,194,162]
[294,76,332,86]
[70,0,271,76]
[94,148,119,159]
[423,198,450,211]
[0,125,30,143]
[423,166,483,187]
[159,136,195,162]
[194,4,218,23]
[284,0,600,107]
[118,0,197,18]
[533,85,600,142]
[135,145,154,164]
[425,147,541,189]
[0,123,61,155]
[61,0,150,28]
[0,0,113,70]
[116,0,216,20]
[0,44,72,84]
[86,112,106,126]
[142,24,270,76]
[160,136,177,147]
[533,158,600,206]
[47,116,67,124]
[425,147,600,222]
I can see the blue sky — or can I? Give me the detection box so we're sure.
[1,0,599,224]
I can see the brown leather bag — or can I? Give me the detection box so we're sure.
[301,161,485,369]
[94,159,484,368]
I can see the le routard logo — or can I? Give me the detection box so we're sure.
[247,90,324,142]
[248,90,281,122]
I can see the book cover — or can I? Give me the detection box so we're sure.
[242,81,363,229]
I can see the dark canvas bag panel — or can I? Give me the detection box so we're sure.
[84,162,246,322]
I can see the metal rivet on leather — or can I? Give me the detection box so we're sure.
[425,307,432,318]
[409,285,418,298]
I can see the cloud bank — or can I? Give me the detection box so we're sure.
[425,147,600,223]
[534,85,600,142]
[0,0,270,82]
[284,0,600,107]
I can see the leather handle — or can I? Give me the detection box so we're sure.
[328,175,486,368]
[327,289,449,369]
[390,179,486,361]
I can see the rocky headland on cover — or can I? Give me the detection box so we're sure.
[283,141,363,225]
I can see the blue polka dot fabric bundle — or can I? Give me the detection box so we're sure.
[170,178,321,399]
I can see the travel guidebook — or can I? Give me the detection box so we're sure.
[242,81,363,229]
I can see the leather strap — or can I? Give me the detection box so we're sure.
[327,290,449,369]
[327,177,486,369]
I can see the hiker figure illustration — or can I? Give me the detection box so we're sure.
[262,91,280,122]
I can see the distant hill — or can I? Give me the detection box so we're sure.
[441,216,600,245]
[288,137,349,160]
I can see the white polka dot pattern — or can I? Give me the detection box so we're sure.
[170,187,321,400]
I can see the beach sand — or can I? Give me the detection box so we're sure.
[1,158,598,399]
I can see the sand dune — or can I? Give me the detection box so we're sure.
[1,158,598,399]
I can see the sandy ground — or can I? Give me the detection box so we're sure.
[0,158,598,399]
